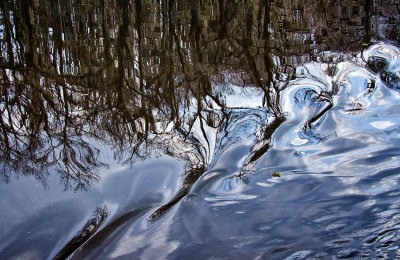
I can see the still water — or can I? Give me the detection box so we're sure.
[1,0,400,259]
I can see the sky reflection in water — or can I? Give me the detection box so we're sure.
[1,0,400,259]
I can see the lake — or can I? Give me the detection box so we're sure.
[1,0,400,259]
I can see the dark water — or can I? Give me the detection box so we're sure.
[1,0,400,259]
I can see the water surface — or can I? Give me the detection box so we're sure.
[1,0,400,259]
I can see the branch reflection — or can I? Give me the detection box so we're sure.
[0,0,397,191]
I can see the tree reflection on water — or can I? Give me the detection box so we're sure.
[0,0,398,192]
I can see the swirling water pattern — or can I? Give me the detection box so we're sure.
[63,43,400,259]
[1,43,400,260]
[1,1,400,258]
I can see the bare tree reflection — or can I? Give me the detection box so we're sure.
[0,0,397,192]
